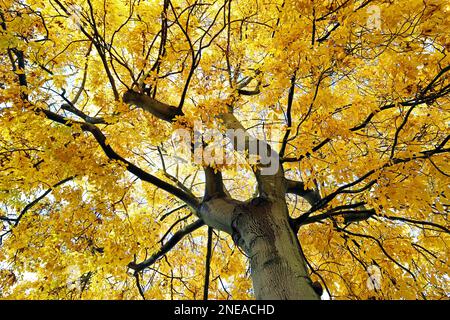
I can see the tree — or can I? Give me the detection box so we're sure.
[0,0,449,300]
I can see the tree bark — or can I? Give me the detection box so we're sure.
[201,197,319,300]
[234,198,319,300]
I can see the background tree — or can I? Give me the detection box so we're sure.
[0,0,449,299]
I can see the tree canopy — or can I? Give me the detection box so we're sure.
[0,0,449,300]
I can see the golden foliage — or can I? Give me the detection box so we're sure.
[0,0,449,299]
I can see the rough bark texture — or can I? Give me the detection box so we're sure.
[199,197,319,300]
[232,198,319,300]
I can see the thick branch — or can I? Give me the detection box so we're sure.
[204,166,226,200]
[123,89,183,122]
[286,179,321,206]
[299,209,376,226]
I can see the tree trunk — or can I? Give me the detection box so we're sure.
[232,198,320,300]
